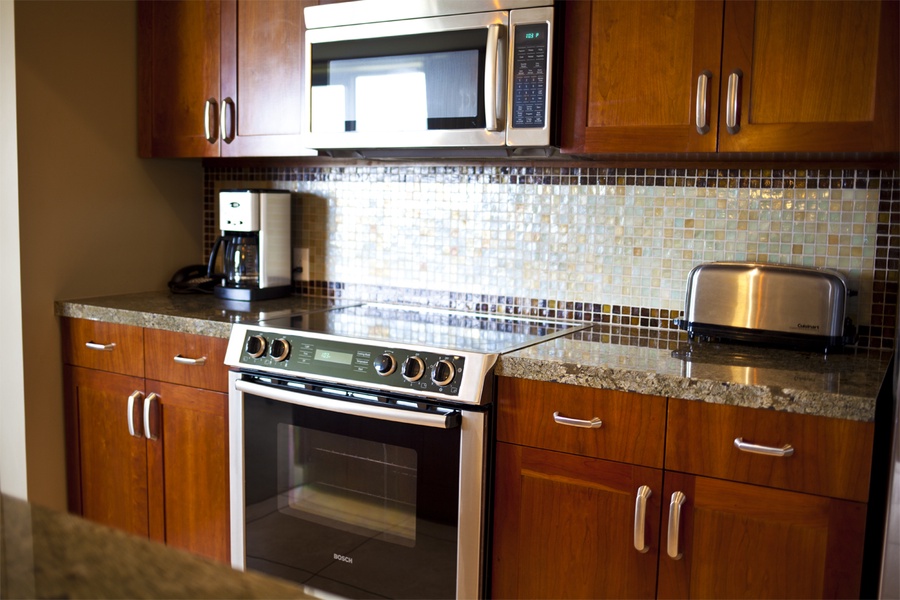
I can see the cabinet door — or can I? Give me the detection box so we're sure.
[138,0,221,157]
[219,0,315,157]
[657,472,867,599]
[560,0,725,154]
[492,442,663,599]
[145,381,230,563]
[718,0,899,153]
[65,366,150,538]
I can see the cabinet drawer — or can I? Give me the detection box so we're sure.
[61,318,144,377]
[497,377,667,468]
[665,399,875,502]
[144,329,229,393]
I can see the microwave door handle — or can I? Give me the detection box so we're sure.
[234,379,459,430]
[484,23,501,131]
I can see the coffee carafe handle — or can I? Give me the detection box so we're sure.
[207,236,227,280]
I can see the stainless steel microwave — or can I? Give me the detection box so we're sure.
[302,0,555,157]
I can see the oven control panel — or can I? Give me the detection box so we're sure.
[228,327,487,400]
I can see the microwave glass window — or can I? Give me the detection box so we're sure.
[276,424,419,547]
[311,30,487,133]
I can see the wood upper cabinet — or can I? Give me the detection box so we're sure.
[138,0,314,158]
[62,318,230,563]
[560,0,900,155]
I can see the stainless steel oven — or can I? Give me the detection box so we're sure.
[226,304,585,599]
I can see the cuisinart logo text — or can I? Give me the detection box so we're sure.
[796,323,821,331]
[334,553,353,564]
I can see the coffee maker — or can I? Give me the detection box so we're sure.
[207,190,292,301]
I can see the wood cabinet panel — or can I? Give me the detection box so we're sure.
[717,0,899,153]
[144,328,229,393]
[658,472,867,599]
[497,377,666,468]
[61,318,144,377]
[492,442,663,599]
[138,0,221,158]
[65,366,149,538]
[146,381,230,563]
[665,398,875,502]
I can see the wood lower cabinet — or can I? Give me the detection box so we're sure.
[62,318,230,563]
[492,377,667,599]
[560,0,899,154]
[491,378,874,599]
[657,472,867,599]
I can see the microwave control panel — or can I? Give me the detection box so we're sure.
[511,22,549,129]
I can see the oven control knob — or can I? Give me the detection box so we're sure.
[431,360,456,387]
[269,338,291,362]
[245,335,267,358]
[374,354,396,376]
[401,356,425,382]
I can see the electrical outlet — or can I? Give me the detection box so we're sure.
[299,248,310,281]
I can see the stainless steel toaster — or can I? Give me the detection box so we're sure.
[676,262,854,350]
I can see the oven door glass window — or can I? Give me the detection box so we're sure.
[243,392,461,599]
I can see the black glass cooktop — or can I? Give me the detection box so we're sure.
[255,303,587,355]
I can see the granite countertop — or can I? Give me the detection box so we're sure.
[55,292,894,423]
[498,327,893,422]
[55,291,351,338]
[0,493,312,599]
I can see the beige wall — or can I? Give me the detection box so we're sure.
[15,0,203,510]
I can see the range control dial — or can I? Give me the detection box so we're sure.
[374,353,396,376]
[401,356,426,382]
[431,359,456,386]
[269,338,291,362]
[245,335,267,358]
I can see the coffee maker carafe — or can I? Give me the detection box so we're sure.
[207,190,291,301]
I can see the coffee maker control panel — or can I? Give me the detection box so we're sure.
[220,191,260,231]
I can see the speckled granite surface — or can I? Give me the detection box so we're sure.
[55,292,893,422]
[497,327,893,422]
[54,291,352,338]
[0,494,312,599]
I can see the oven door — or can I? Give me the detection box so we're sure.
[229,372,490,600]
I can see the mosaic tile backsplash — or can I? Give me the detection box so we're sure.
[204,165,899,350]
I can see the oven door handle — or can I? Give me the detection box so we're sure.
[234,379,460,430]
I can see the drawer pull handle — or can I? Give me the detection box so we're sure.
[174,354,207,366]
[85,341,116,351]
[634,485,652,553]
[127,391,142,437]
[143,393,159,441]
[667,491,686,560]
[734,437,794,457]
[552,411,602,429]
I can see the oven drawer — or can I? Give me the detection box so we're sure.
[145,329,229,393]
[61,318,144,377]
[665,398,874,502]
[497,377,667,469]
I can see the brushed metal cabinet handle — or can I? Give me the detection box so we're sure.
[221,97,236,144]
[634,485,652,553]
[484,23,502,131]
[734,437,795,457]
[667,491,686,560]
[143,393,159,441]
[204,98,218,143]
[552,411,602,429]
[174,354,207,366]
[127,391,142,438]
[85,341,116,351]
[725,69,742,134]
[695,70,712,134]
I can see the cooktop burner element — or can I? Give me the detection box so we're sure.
[225,303,588,405]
